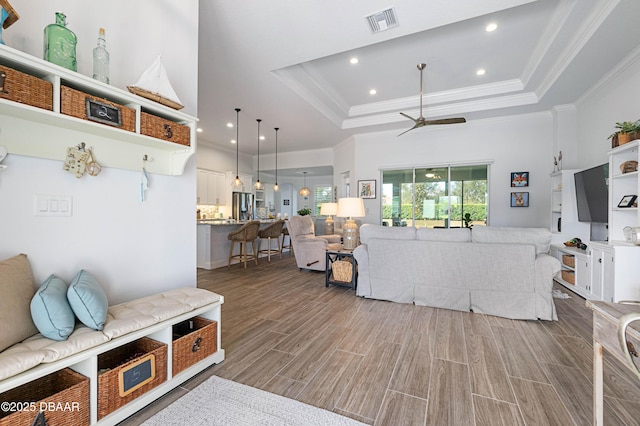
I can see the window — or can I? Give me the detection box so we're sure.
[314,185,333,215]
[382,164,488,227]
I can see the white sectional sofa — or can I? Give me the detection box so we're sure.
[353,225,561,320]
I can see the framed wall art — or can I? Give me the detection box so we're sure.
[358,180,376,199]
[511,192,529,207]
[511,171,529,187]
[618,195,637,208]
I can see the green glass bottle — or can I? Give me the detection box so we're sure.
[44,12,77,71]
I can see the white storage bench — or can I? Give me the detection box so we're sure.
[0,287,224,425]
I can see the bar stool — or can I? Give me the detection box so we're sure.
[258,220,284,262]
[227,220,261,268]
[281,225,293,255]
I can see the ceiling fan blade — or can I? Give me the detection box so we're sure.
[397,124,420,137]
[399,112,418,123]
[424,117,467,125]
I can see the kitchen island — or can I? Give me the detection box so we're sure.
[197,220,286,269]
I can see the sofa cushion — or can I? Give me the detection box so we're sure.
[416,228,471,242]
[359,224,416,245]
[67,270,109,331]
[471,226,551,254]
[0,254,39,353]
[31,274,76,341]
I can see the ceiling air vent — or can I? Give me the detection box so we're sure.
[365,7,398,33]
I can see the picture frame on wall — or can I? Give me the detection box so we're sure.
[511,192,529,207]
[358,180,376,199]
[510,171,529,187]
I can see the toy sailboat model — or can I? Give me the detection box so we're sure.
[127,56,183,110]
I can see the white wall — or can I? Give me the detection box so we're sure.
[577,52,640,168]
[0,1,199,304]
[352,113,555,228]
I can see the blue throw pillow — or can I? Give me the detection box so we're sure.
[30,275,75,341]
[67,270,108,330]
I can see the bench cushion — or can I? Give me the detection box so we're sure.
[0,287,220,382]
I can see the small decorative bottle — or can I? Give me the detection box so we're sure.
[44,12,77,71]
[92,27,110,84]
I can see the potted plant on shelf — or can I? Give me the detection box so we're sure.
[609,120,640,148]
[297,208,312,216]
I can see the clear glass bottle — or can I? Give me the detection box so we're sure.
[93,27,110,84]
[44,12,77,71]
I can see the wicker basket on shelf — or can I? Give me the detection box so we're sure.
[561,270,575,284]
[0,368,89,426]
[561,254,575,268]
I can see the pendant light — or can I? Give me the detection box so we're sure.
[273,127,279,192]
[231,108,243,188]
[254,119,263,190]
[299,171,310,196]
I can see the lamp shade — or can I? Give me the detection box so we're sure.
[320,202,338,216]
[337,197,365,218]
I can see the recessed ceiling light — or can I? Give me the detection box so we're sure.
[226,122,233,128]
[476,68,486,76]
[350,57,359,64]
[230,139,236,144]
[486,23,498,32]
[259,136,265,140]
[196,127,203,133]
[369,89,377,95]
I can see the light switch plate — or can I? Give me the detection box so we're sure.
[34,194,73,217]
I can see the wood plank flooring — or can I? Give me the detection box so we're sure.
[119,255,640,425]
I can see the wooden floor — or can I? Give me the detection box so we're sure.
[120,255,640,425]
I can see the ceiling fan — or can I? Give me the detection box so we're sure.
[398,63,466,136]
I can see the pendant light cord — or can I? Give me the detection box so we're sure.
[256,119,261,185]
[274,127,279,190]
[235,108,240,179]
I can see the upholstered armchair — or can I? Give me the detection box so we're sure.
[287,215,342,271]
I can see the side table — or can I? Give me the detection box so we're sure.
[325,249,357,289]
[587,300,640,425]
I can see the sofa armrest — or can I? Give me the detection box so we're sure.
[353,245,370,297]
[534,253,561,320]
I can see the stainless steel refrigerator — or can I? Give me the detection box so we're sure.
[232,192,254,221]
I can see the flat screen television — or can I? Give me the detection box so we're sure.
[574,163,609,223]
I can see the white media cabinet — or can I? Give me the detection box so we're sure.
[550,140,640,302]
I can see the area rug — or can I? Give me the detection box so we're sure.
[553,288,571,299]
[142,375,366,425]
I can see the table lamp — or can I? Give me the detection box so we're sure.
[320,202,338,235]
[337,197,365,249]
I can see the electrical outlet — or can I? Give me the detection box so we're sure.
[34,194,73,217]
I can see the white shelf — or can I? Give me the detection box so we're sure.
[0,44,196,176]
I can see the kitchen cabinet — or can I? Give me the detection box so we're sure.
[197,169,226,205]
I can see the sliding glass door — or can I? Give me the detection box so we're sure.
[382,164,488,228]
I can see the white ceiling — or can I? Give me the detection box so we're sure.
[197,0,640,158]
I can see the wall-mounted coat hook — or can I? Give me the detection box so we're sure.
[0,145,7,171]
